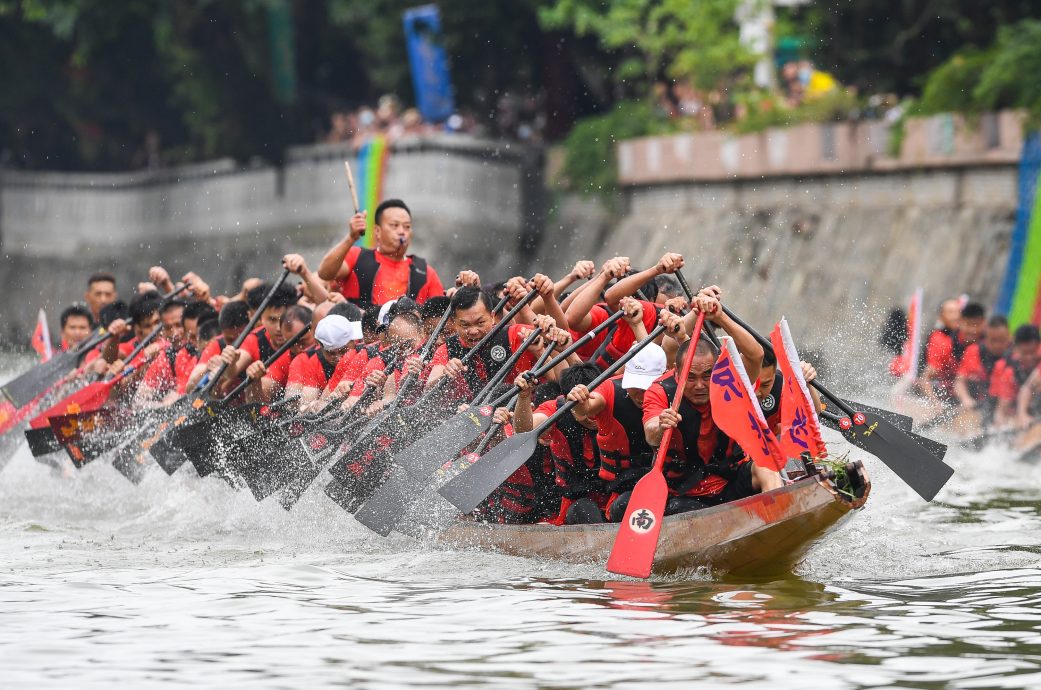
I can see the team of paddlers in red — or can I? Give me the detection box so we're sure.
[2,196,926,529]
[889,297,1041,435]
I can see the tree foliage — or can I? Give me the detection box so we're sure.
[539,0,753,94]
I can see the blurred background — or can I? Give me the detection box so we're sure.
[2,0,1041,373]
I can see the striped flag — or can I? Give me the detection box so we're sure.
[30,309,53,362]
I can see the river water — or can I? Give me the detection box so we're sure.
[3,361,1041,688]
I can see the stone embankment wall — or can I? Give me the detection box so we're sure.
[0,136,543,342]
[537,112,1023,380]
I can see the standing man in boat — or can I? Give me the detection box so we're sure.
[317,199,445,308]
[634,288,780,517]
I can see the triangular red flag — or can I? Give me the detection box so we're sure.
[30,309,53,362]
[770,319,827,461]
[709,336,786,472]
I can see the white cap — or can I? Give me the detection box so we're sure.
[621,342,667,390]
[377,299,397,327]
[315,315,362,349]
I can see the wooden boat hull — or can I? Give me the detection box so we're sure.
[434,464,870,576]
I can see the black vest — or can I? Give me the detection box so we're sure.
[657,374,739,493]
[353,248,428,307]
[254,327,276,363]
[759,372,784,427]
[444,328,513,395]
[552,395,601,497]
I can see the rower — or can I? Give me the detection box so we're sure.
[920,300,984,407]
[633,292,778,517]
[184,300,252,392]
[98,291,163,367]
[245,305,316,402]
[423,285,545,401]
[346,311,425,415]
[566,341,667,523]
[222,282,299,385]
[511,362,605,525]
[755,349,821,436]
[134,302,218,407]
[84,272,118,323]
[990,325,1041,427]
[317,198,445,308]
[285,314,363,409]
[58,305,94,351]
[954,314,1011,418]
[419,296,452,347]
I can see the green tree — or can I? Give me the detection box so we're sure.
[538,0,753,94]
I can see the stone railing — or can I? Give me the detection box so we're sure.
[617,111,1024,185]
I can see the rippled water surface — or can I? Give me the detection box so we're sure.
[3,360,1041,688]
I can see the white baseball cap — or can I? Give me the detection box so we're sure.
[315,315,363,349]
[621,342,667,390]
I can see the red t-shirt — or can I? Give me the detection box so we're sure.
[989,350,1041,402]
[925,329,968,388]
[642,374,729,497]
[956,343,986,381]
[198,337,223,365]
[334,246,444,306]
[286,346,339,391]
[572,305,611,360]
[142,347,199,396]
[598,300,658,363]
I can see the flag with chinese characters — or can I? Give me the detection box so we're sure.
[30,309,52,362]
[709,336,786,471]
[770,318,827,461]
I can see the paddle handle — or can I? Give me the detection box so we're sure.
[419,299,454,362]
[649,312,706,473]
[719,305,856,418]
[472,343,555,455]
[675,271,695,301]
[101,324,163,382]
[344,161,361,213]
[540,324,667,432]
[458,288,539,367]
[220,325,311,404]
[492,292,510,316]
[200,268,292,397]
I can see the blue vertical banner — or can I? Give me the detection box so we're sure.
[403,4,455,123]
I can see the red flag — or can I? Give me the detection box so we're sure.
[31,309,53,362]
[890,288,923,379]
[770,318,827,461]
[709,336,786,472]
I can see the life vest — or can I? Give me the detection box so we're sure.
[352,248,428,308]
[599,378,654,482]
[657,374,743,496]
[254,327,276,363]
[550,395,602,498]
[758,372,784,433]
[444,327,513,396]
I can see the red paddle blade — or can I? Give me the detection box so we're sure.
[29,381,113,429]
[606,469,669,578]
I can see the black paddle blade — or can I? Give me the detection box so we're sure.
[394,406,496,479]
[150,430,194,475]
[324,477,362,513]
[844,399,912,432]
[821,413,948,462]
[25,426,61,457]
[1,351,77,407]
[110,440,153,485]
[352,464,428,536]
[279,437,340,510]
[437,432,538,514]
[846,413,954,501]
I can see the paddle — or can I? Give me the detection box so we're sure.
[818,409,948,463]
[720,305,954,501]
[350,327,547,531]
[327,287,539,492]
[604,313,706,578]
[149,324,311,476]
[108,268,292,481]
[1,327,113,409]
[3,284,192,409]
[351,339,561,535]
[367,310,625,487]
[26,324,164,457]
[438,323,669,515]
[276,300,458,507]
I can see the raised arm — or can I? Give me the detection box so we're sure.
[603,252,683,309]
[565,256,630,332]
[317,212,366,281]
